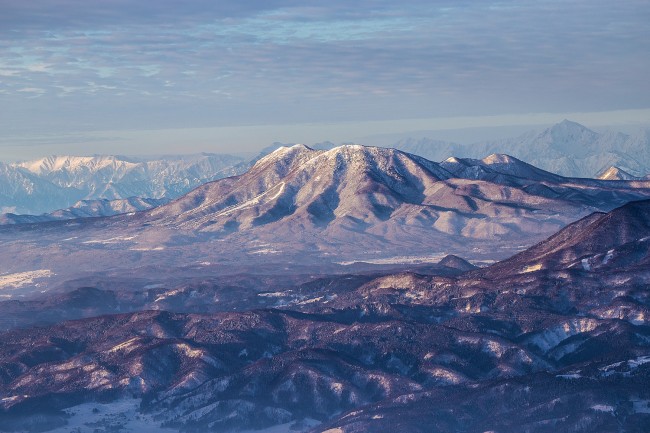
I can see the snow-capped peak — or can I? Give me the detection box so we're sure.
[481,154,518,165]
[597,166,638,181]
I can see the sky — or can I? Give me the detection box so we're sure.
[1,0,649,160]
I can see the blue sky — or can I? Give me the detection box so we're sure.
[1,0,649,160]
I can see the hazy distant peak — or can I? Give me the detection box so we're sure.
[552,119,593,132]
[558,118,584,128]
[540,119,599,143]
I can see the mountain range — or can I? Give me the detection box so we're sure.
[0,199,648,432]
[1,120,648,218]
[0,153,244,215]
[0,143,649,432]
[391,120,650,178]
[1,144,650,299]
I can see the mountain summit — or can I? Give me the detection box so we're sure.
[148,144,452,231]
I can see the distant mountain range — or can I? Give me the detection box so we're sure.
[0,153,244,215]
[1,120,648,217]
[391,120,650,178]
[2,144,650,295]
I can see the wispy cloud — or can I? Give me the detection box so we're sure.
[0,0,648,155]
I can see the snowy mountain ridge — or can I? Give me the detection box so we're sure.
[1,153,245,214]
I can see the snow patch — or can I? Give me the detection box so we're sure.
[296,296,324,305]
[250,248,281,255]
[0,269,53,289]
[108,337,141,354]
[529,319,598,352]
[175,343,204,359]
[258,291,290,298]
[213,182,286,218]
[591,404,614,413]
[556,373,582,379]
[426,367,465,384]
[602,249,615,265]
[338,253,447,265]
[46,398,177,433]
[83,235,136,244]
[522,263,542,273]
[600,355,650,377]
[130,246,165,251]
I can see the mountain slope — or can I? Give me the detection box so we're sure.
[147,144,453,231]
[480,199,650,277]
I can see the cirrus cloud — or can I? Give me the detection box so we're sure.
[0,0,648,156]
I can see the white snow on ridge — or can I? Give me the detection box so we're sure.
[199,182,286,220]
[82,236,137,244]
